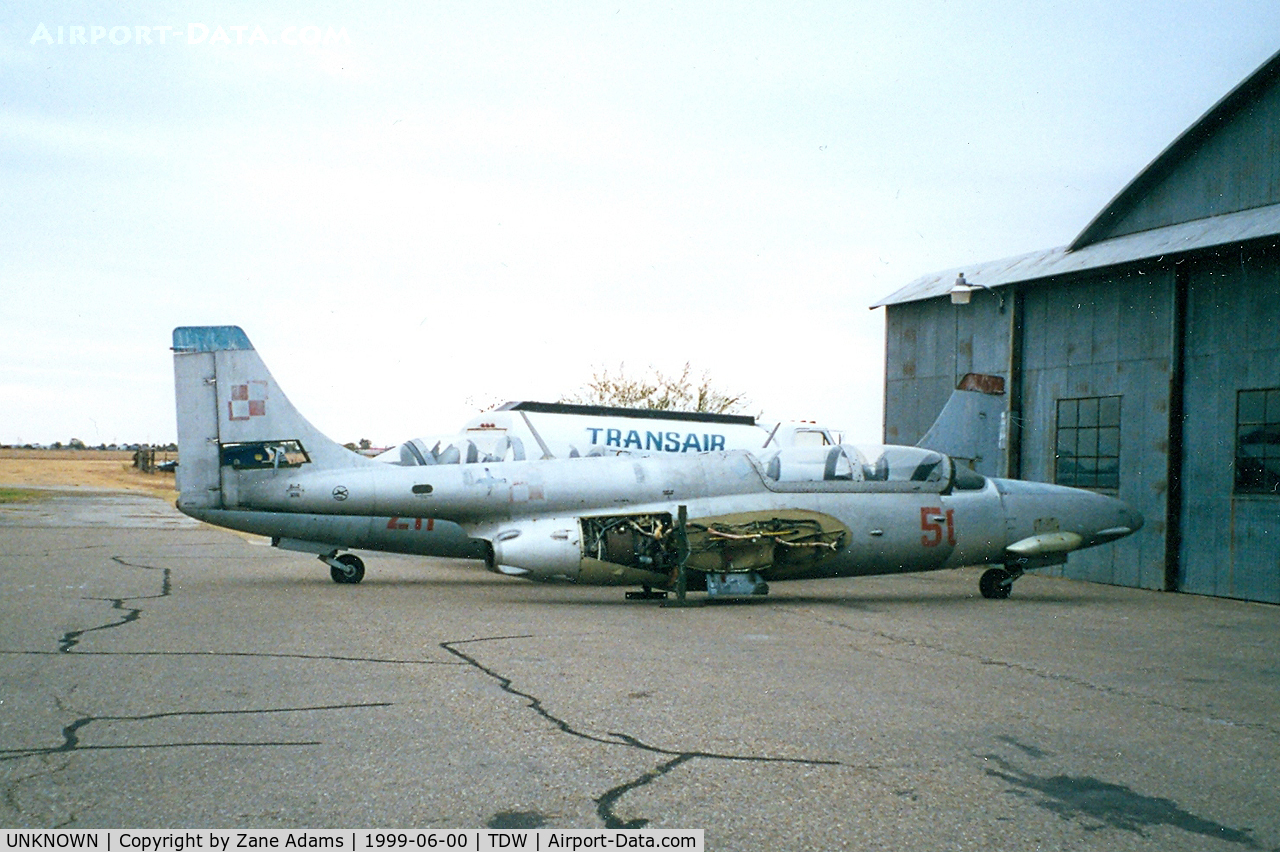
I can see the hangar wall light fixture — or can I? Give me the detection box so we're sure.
[949,272,1006,313]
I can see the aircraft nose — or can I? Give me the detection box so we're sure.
[1091,494,1143,545]
[996,478,1144,550]
[1123,502,1144,534]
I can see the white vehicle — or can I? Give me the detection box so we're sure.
[376,401,841,467]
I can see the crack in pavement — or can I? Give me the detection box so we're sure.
[22,557,412,758]
[44,557,457,666]
[2,756,75,827]
[1,553,417,826]
[441,635,843,829]
[4,649,463,666]
[57,557,171,653]
[0,701,392,762]
[593,753,695,829]
[796,608,1280,739]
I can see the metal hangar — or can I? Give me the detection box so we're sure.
[874,49,1280,604]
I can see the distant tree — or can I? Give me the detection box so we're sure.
[68,438,86,450]
[464,393,507,413]
[561,363,749,414]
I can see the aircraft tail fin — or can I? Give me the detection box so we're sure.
[172,326,371,510]
[916,380,1006,476]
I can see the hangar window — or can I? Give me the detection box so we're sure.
[1055,396,1120,490]
[1235,388,1280,495]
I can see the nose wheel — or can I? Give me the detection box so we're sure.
[979,566,1022,599]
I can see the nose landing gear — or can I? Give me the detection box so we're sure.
[979,565,1024,599]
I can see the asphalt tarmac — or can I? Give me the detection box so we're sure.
[1,490,1277,850]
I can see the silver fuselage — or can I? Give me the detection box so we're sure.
[180,449,1140,584]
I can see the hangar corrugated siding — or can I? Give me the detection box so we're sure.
[1180,248,1280,602]
[1016,269,1174,592]
[883,293,1008,450]
[876,49,1280,604]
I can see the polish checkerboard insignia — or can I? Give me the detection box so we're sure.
[228,380,268,421]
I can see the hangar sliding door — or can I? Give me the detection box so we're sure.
[1179,250,1280,603]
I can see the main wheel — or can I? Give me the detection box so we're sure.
[330,553,365,584]
[979,567,1012,599]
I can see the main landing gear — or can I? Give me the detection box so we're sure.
[979,565,1024,599]
[323,553,365,584]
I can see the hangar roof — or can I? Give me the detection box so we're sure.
[875,47,1280,309]
[872,202,1280,308]
[1071,48,1280,250]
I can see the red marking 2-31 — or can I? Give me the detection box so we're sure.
[387,517,434,531]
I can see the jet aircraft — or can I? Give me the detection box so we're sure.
[171,326,1143,600]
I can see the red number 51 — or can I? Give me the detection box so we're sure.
[920,507,956,547]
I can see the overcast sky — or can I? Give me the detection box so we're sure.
[4,2,1279,447]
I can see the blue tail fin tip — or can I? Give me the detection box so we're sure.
[172,326,253,353]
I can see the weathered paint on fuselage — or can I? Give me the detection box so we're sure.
[171,325,1142,592]
[180,448,1139,585]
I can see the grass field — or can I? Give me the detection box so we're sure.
[0,448,177,495]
